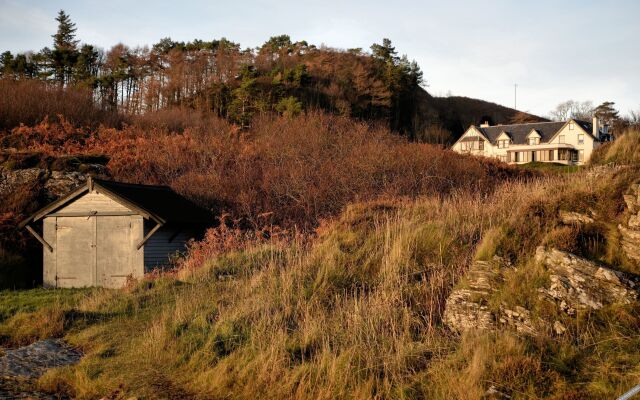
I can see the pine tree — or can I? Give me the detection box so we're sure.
[51,10,79,85]
[52,10,78,51]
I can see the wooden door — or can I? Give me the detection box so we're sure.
[96,216,134,288]
[55,217,96,288]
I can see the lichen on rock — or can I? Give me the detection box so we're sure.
[535,246,638,314]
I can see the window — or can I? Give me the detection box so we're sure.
[528,137,539,145]
[579,150,584,162]
[549,150,554,161]
[479,140,484,150]
[498,139,510,148]
[559,135,565,144]
[578,134,584,144]
[569,122,575,130]
[498,155,507,163]
[572,151,578,162]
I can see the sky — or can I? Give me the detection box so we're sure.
[1,0,639,117]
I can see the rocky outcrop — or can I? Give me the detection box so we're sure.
[442,259,498,332]
[619,183,640,263]
[443,257,537,334]
[444,248,639,335]
[0,167,87,203]
[536,247,638,315]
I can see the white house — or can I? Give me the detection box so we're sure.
[452,117,605,165]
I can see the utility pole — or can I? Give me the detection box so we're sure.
[514,83,518,110]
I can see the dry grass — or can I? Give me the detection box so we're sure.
[590,129,640,166]
[1,131,639,399]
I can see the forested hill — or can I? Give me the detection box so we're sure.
[0,11,542,141]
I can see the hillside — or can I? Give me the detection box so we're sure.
[1,131,639,398]
[1,28,542,142]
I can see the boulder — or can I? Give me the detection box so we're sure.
[619,182,640,263]
[536,246,638,313]
[443,257,538,334]
[442,259,498,332]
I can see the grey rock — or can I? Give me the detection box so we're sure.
[536,247,638,312]
[0,339,82,378]
[0,168,44,197]
[443,258,502,333]
[559,210,594,225]
[619,182,640,263]
[444,257,538,334]
[0,166,87,204]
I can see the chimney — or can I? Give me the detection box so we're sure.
[592,116,599,139]
[480,121,490,128]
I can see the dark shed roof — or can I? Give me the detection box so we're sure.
[476,120,594,145]
[20,178,215,227]
[93,179,215,225]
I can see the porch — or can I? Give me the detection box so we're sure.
[506,145,581,165]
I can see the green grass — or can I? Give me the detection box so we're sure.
[516,161,582,173]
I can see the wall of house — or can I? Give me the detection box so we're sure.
[453,120,601,165]
[453,127,492,157]
[547,121,598,163]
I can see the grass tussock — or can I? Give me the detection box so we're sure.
[591,129,640,165]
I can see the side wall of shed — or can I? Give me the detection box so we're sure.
[143,221,197,272]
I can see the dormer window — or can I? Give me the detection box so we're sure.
[498,139,510,149]
[526,129,541,146]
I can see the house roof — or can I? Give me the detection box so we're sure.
[459,136,484,142]
[20,178,216,227]
[475,120,594,145]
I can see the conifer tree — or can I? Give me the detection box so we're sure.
[51,10,79,85]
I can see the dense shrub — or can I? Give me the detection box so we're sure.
[3,112,533,229]
[0,79,122,131]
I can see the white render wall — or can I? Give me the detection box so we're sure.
[452,120,600,165]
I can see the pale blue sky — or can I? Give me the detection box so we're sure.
[1,0,638,116]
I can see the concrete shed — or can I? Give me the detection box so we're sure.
[20,178,215,288]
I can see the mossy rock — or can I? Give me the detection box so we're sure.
[49,156,82,172]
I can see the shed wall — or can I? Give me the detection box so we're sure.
[58,191,130,213]
[143,222,196,271]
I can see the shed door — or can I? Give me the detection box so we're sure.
[96,216,133,288]
[55,217,96,288]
